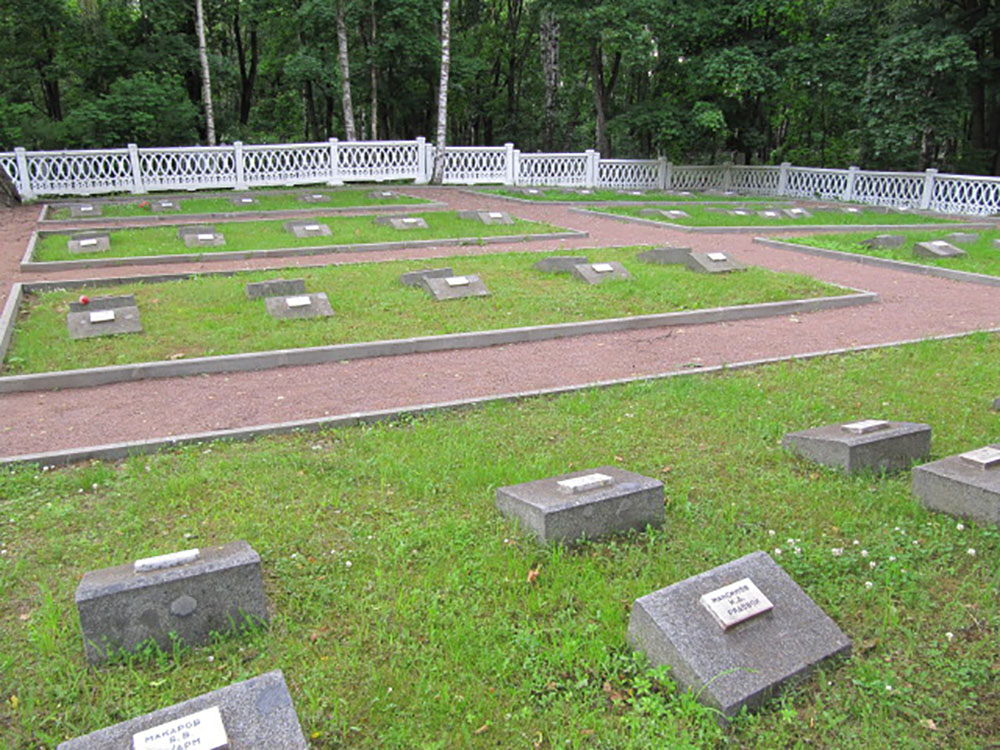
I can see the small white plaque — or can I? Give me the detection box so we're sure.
[959,446,1000,469]
[790,209,803,215]
[700,577,773,630]
[527,189,539,194]
[842,419,890,434]
[556,472,614,494]
[240,198,253,203]
[286,295,313,308]
[592,263,614,273]
[79,205,94,212]
[402,218,419,224]
[380,191,393,196]
[134,548,200,573]
[196,233,215,241]
[89,310,116,324]
[932,241,949,247]
[79,238,99,247]
[580,189,592,194]
[132,705,227,750]
[303,224,321,231]
[763,211,778,217]
[630,191,642,195]
[847,207,860,213]
[707,252,727,262]
[445,276,470,287]
[488,212,504,219]
[311,194,324,199]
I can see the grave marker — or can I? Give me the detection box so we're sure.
[942,232,979,244]
[423,274,491,301]
[533,256,589,273]
[861,235,905,249]
[757,209,781,218]
[374,216,429,230]
[245,278,306,300]
[399,267,454,288]
[265,292,334,320]
[66,295,142,340]
[639,209,689,220]
[67,232,111,254]
[685,252,746,274]
[284,220,332,238]
[299,192,330,203]
[457,209,514,225]
[151,199,180,213]
[782,207,813,218]
[230,196,259,206]
[570,261,631,285]
[783,419,931,474]
[637,246,693,265]
[914,240,966,259]
[369,190,398,199]
[70,203,102,218]
[912,443,1000,526]
[183,231,225,248]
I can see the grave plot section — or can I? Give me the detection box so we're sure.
[66,295,142,340]
[66,231,110,254]
[912,444,1000,526]
[626,551,851,721]
[474,187,777,203]
[783,419,931,474]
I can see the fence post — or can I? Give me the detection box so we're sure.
[233,141,246,190]
[585,149,599,188]
[415,137,431,184]
[512,148,521,186]
[843,166,859,203]
[125,144,144,194]
[504,142,515,185]
[777,161,791,196]
[13,147,32,199]
[920,168,938,210]
[327,138,344,185]
[722,164,734,191]
[657,156,668,191]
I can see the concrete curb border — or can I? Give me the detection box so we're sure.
[0,282,23,365]
[460,188,785,207]
[0,287,877,394]
[571,206,995,234]
[5,325,998,470]
[20,229,588,272]
[753,237,1000,288]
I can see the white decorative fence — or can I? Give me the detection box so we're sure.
[3,138,1000,215]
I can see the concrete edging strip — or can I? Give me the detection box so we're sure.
[0,283,23,365]
[0,290,877,394]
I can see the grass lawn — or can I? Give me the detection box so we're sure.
[778,228,1000,277]
[4,247,837,374]
[480,187,776,202]
[46,189,430,220]
[597,205,961,227]
[1,333,998,748]
[33,212,563,263]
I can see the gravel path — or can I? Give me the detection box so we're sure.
[1,187,998,460]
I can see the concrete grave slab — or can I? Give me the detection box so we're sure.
[686,252,746,274]
[400,267,454,288]
[284,220,332,238]
[177,225,217,239]
[942,232,979,244]
[151,199,181,213]
[992,397,1000,412]
[230,196,259,207]
[757,209,783,219]
[496,466,663,544]
[67,295,142,340]
[368,190,399,199]
[783,419,931,474]
[68,294,136,313]
[56,670,307,750]
[265,292,334,320]
[67,232,111,254]
[638,246,693,265]
[782,207,813,219]
[183,231,225,248]
[518,187,544,196]
[861,235,905,249]
[374,216,429,230]
[841,207,863,214]
[626,550,851,722]
[424,274,491,301]
[245,278,306,300]
[914,240,966,258]
[457,209,514,225]
[728,209,752,217]
[912,444,1000,526]
[639,209,689,220]
[75,540,268,662]
[70,203,102,218]
[299,192,330,203]
[571,261,631,284]
[533,256,589,273]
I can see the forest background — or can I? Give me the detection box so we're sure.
[1,0,998,174]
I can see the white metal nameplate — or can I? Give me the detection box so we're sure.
[842,419,890,434]
[592,263,614,273]
[960,446,1000,469]
[379,191,393,196]
[196,233,215,241]
[132,705,227,750]
[762,211,778,217]
[240,198,253,203]
[134,548,200,573]
[402,218,419,224]
[932,241,949,247]
[707,252,727,262]
[303,224,321,231]
[527,189,539,193]
[557,472,613,494]
[79,205,94,212]
[286,295,313,308]
[79,238,99,247]
[488,212,504,218]
[700,577,773,630]
[846,207,860,213]
[789,209,804,215]
[89,310,116,324]
[445,276,470,287]
[311,194,324,199]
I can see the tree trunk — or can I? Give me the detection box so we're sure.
[369,0,378,140]
[0,163,21,207]
[233,5,258,126]
[336,0,357,140]
[195,0,216,145]
[539,10,559,151]
[431,0,450,184]
[589,41,619,157]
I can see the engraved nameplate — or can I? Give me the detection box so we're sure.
[402,218,419,224]
[240,198,253,203]
[700,577,773,630]
[592,263,614,273]
[842,419,890,435]
[311,194,324,199]
[733,210,748,215]
[846,207,860,213]
[132,705,227,750]
[707,252,727,262]
[79,238,99,247]
[89,310,116,324]
[303,224,321,231]
[789,209,804,215]
[79,205,94,212]
[286,295,312,308]
[488,212,504,218]
[556,472,613,494]
[196,233,215,241]
[762,211,778,217]
[134,548,200,573]
[379,191,393,196]
[959,446,1000,469]
[445,276,470,287]
[932,241,949,247]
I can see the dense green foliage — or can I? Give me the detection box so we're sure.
[1,0,999,172]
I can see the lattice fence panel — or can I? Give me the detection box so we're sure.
[443,148,507,184]
[598,159,659,189]
[338,141,422,181]
[670,166,727,191]
[139,147,236,191]
[24,150,133,195]
[0,153,18,184]
[730,167,781,195]
[930,175,1000,216]
[785,168,848,199]
[852,172,924,208]
[517,154,588,186]
[242,143,332,186]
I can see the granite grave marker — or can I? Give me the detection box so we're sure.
[374,216,428,230]
[69,203,102,218]
[637,246,693,265]
[423,274,491,301]
[66,295,142,341]
[284,220,332,238]
[912,443,1000,526]
[67,232,111,254]
[457,209,514,225]
[265,292,334,319]
[861,235,905,249]
[570,261,631,284]
[783,419,931,474]
[914,240,966,258]
[151,199,180,213]
[686,251,746,274]
[400,267,454,288]
[245,278,306,300]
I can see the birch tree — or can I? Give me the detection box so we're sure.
[194,0,216,145]
[430,0,450,183]
[336,0,357,140]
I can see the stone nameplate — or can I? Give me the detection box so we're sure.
[284,221,332,238]
[68,232,112,254]
[556,472,613,494]
[842,419,890,435]
[488,212,504,218]
[960,447,1000,469]
[699,577,774,630]
[304,224,321,231]
[759,210,780,218]
[152,201,180,212]
[707,252,727,262]
[79,238,98,247]
[285,295,312,308]
[686,252,747,274]
[132,706,227,750]
[197,233,214,241]
[239,198,255,203]
[402,217,419,224]
[423,275,491,301]
[79,205,95,212]
[933,241,949,247]
[265,292,334,319]
[89,310,116,324]
[592,263,614,273]
[135,548,201,573]
[445,276,470,287]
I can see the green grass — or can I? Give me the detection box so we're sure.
[2,333,999,748]
[597,205,961,227]
[480,187,776,202]
[4,247,837,374]
[46,189,430,220]
[34,212,562,262]
[780,228,1000,277]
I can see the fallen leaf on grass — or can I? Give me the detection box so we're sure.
[474,723,489,735]
[527,567,540,584]
[167,352,186,360]
[920,718,939,731]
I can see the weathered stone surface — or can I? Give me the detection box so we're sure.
[68,294,136,313]
[517,187,543,195]
[75,540,268,662]
[230,195,259,207]
[783,420,931,474]
[626,551,851,722]
[570,261,631,284]
[265,292,334,319]
[914,240,966,258]
[299,192,330,203]
[686,252,746,274]
[67,232,111,254]
[399,267,454,288]
[183,231,225,248]
[373,216,429,230]
[841,206,863,214]
[151,199,181,212]
[992,396,1000,412]
[912,444,1000,526]
[69,203,102,218]
[496,466,664,544]
[284,220,332,238]
[457,209,514,225]
[424,274,491,301]
[67,296,142,340]
[637,246,693,265]
[757,209,783,219]
[176,225,217,239]
[639,209,689,220]
[533,256,589,273]
[368,189,399,199]
[782,207,813,219]
[728,208,753,217]
[245,278,306,300]
[861,235,905,249]
[942,232,979,244]
[56,671,307,750]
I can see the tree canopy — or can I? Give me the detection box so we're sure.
[1,0,998,173]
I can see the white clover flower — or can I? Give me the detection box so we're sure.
[869,561,877,569]
[956,523,965,531]
[885,685,892,692]
[861,549,869,557]
[889,556,896,562]
[945,632,954,642]
[774,548,782,556]
[968,548,976,557]
[345,560,352,567]
[853,539,860,545]
[768,529,776,536]
[831,548,844,556]
[864,581,873,589]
